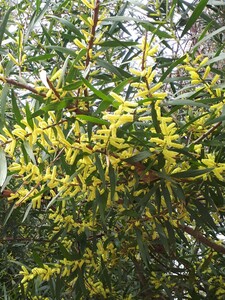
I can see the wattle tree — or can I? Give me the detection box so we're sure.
[1,0,225,299]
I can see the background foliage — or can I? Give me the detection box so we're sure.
[1,0,225,299]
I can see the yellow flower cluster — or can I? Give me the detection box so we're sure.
[201,153,225,181]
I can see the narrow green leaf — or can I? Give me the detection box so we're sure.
[0,83,9,127]
[95,154,106,188]
[0,6,15,46]
[99,40,137,48]
[25,0,51,42]
[22,202,33,223]
[194,26,225,50]
[151,102,161,133]
[135,228,150,267]
[3,202,16,226]
[76,115,109,126]
[81,77,114,103]
[47,15,84,39]
[141,22,172,38]
[46,46,77,57]
[125,151,152,164]
[109,163,116,202]
[27,53,55,62]
[23,141,37,165]
[205,53,225,65]
[160,55,187,82]
[161,182,172,215]
[205,115,225,126]
[11,90,24,127]
[25,102,34,130]
[0,147,7,187]
[171,168,213,179]
[96,58,130,79]
[32,251,44,267]
[166,99,208,108]
[108,1,128,35]
[181,0,209,37]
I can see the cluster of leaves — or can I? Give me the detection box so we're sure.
[1,0,225,299]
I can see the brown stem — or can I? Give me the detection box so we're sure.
[179,224,225,254]
[190,121,222,145]
[85,0,100,68]
[0,76,46,97]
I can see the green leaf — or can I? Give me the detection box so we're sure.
[205,114,225,126]
[3,202,16,226]
[141,22,172,39]
[11,90,24,127]
[99,40,138,48]
[25,102,34,130]
[63,81,83,91]
[124,151,152,164]
[181,0,209,37]
[166,99,208,108]
[25,0,51,42]
[171,168,213,179]
[0,147,7,187]
[109,163,116,202]
[76,115,109,126]
[46,46,77,57]
[23,141,37,165]
[81,77,114,103]
[32,251,44,267]
[135,228,150,267]
[96,58,130,79]
[161,182,172,215]
[0,6,15,47]
[0,83,9,128]
[193,26,225,50]
[22,202,33,223]
[160,55,188,82]
[95,154,106,189]
[47,15,84,39]
[27,53,55,62]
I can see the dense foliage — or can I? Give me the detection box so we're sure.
[1,0,225,299]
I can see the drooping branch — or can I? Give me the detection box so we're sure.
[180,224,225,254]
[0,76,46,97]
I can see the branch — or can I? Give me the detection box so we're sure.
[0,76,46,97]
[85,0,100,68]
[190,121,222,145]
[179,224,225,254]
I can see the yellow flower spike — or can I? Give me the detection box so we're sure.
[147,45,159,56]
[211,74,220,85]
[149,82,163,93]
[110,92,124,103]
[8,53,19,65]
[189,71,200,80]
[184,66,196,72]
[199,57,209,67]
[81,0,95,9]
[191,80,201,85]
[134,90,149,98]
[50,69,62,81]
[193,54,203,64]
[215,89,221,97]
[129,68,142,76]
[0,134,8,143]
[3,127,14,138]
[87,17,94,27]
[74,38,87,49]
[203,66,211,80]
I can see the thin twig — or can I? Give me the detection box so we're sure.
[190,121,222,145]
[180,224,225,254]
[0,76,46,97]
